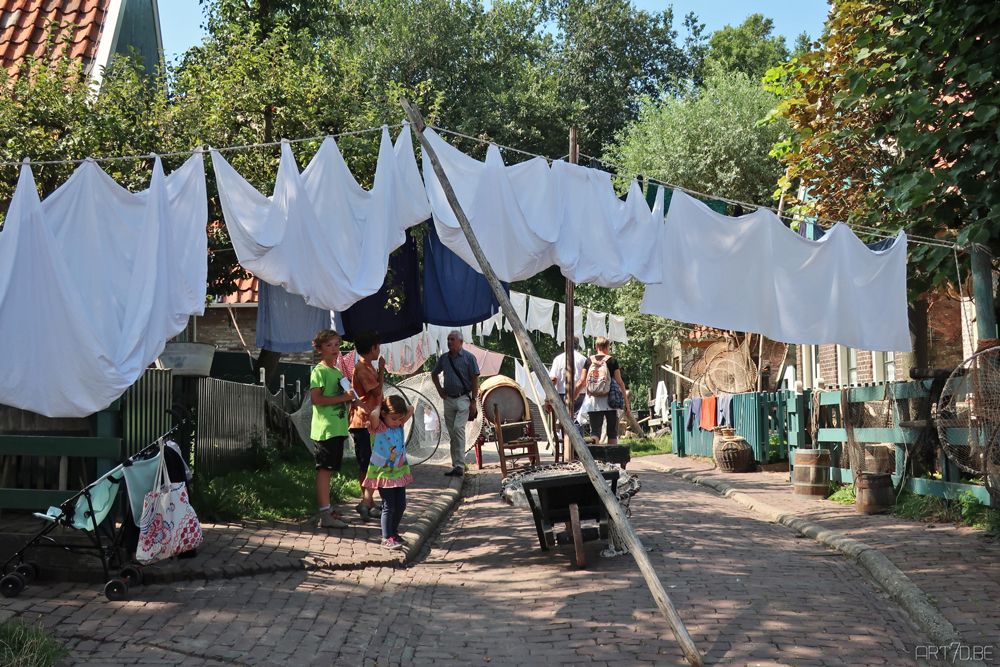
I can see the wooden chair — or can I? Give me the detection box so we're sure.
[491,405,541,478]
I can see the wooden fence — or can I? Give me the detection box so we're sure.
[671,381,992,507]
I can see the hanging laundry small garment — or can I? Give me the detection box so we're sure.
[461,325,474,344]
[584,310,608,339]
[422,129,557,283]
[339,231,424,344]
[478,311,503,339]
[686,398,702,432]
[503,292,529,331]
[514,361,547,404]
[641,190,910,352]
[556,303,584,344]
[211,125,430,312]
[256,280,331,353]
[653,381,668,417]
[526,296,556,336]
[700,396,718,431]
[463,344,504,376]
[423,224,508,326]
[608,314,628,344]
[0,155,207,418]
[717,394,734,427]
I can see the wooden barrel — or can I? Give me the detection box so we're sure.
[792,448,831,497]
[479,376,529,423]
[855,473,894,514]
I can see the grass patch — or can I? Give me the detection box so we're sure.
[192,443,361,523]
[624,435,672,457]
[0,619,68,667]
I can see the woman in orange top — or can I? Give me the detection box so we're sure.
[349,330,385,521]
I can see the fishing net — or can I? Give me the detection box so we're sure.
[499,461,641,558]
[840,382,932,477]
[288,372,450,465]
[934,344,1000,504]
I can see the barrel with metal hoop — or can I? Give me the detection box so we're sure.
[792,448,831,497]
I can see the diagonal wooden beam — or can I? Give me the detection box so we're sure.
[400,98,704,667]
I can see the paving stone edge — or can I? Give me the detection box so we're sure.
[656,465,987,667]
[401,472,464,563]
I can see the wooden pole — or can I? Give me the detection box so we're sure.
[401,99,704,667]
[970,244,997,343]
[564,127,579,462]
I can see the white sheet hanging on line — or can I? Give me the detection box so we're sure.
[514,361,547,404]
[0,155,208,418]
[422,129,556,283]
[545,162,663,288]
[555,303,584,344]
[503,292,529,331]
[525,296,556,336]
[608,314,628,344]
[211,125,430,312]
[641,189,911,351]
[584,310,608,339]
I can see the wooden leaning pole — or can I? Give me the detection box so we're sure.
[400,99,704,667]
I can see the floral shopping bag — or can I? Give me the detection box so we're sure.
[136,442,202,564]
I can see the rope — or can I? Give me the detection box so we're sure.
[0,124,402,167]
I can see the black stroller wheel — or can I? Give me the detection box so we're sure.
[119,567,142,586]
[104,578,129,602]
[14,562,38,584]
[0,573,24,598]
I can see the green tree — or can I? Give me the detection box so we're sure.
[552,0,704,156]
[607,70,787,205]
[765,0,1000,297]
[703,13,793,82]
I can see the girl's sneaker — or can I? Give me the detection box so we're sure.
[380,537,403,550]
[320,511,348,528]
[355,503,371,521]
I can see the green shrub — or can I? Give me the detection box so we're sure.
[0,619,68,667]
[827,483,855,505]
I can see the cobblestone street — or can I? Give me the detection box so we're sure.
[2,465,945,666]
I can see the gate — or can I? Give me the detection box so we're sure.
[195,378,267,480]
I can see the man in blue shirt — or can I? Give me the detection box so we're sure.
[431,330,480,476]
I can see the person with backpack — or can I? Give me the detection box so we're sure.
[585,336,630,444]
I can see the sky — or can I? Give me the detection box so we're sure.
[159,0,832,61]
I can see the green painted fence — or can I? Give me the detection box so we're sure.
[671,381,992,507]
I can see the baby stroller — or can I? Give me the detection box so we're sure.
[1,407,192,601]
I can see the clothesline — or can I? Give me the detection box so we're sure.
[0,125,403,167]
[425,123,954,251]
[577,151,956,250]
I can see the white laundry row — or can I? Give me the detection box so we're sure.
[1,124,909,418]
[475,291,628,345]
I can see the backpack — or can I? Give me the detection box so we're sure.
[586,355,612,397]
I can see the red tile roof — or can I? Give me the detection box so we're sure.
[216,276,259,305]
[1,0,110,80]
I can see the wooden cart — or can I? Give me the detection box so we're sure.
[521,469,619,568]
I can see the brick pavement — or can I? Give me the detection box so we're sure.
[0,462,456,584]
[633,453,1000,660]
[1,461,948,666]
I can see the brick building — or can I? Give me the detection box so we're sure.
[184,277,321,365]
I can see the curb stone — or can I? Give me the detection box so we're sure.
[655,465,987,667]
[401,472,464,562]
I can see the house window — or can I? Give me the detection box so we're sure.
[884,351,896,382]
[847,348,858,385]
[812,345,822,387]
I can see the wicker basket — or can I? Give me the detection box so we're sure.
[716,436,753,473]
[712,426,737,462]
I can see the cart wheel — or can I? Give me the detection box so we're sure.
[0,573,24,598]
[104,578,129,602]
[569,503,586,570]
[14,562,38,584]
[119,567,142,587]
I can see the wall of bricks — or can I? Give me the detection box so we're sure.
[194,308,319,365]
[818,344,839,385]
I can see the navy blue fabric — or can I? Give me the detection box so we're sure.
[340,231,423,344]
[685,397,702,432]
[422,224,508,326]
[256,280,331,353]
